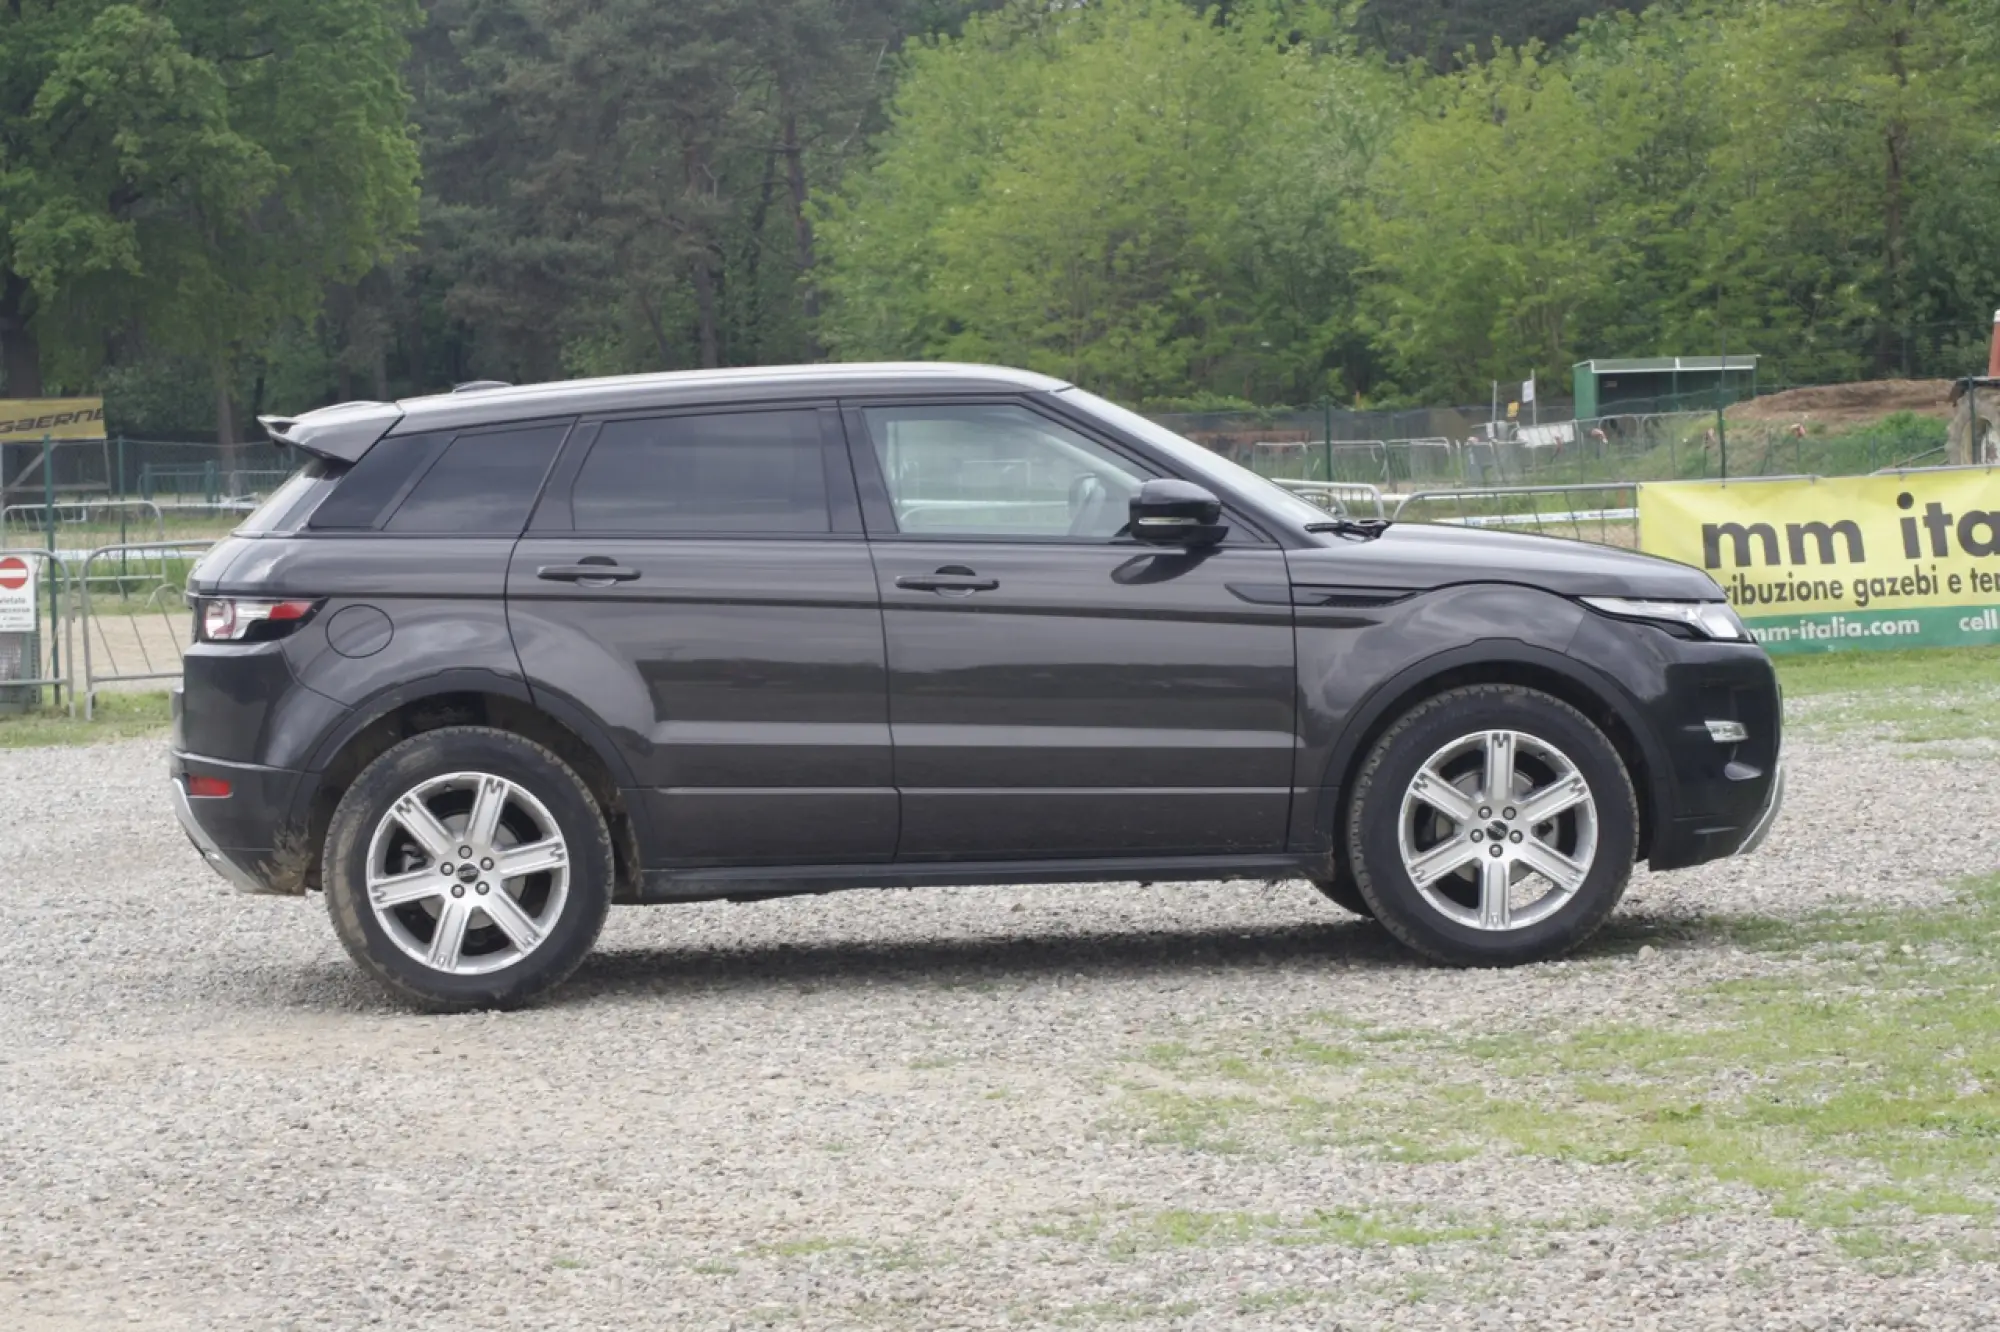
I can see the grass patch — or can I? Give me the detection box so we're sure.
[0,689,171,748]
[1775,647,2000,746]
[1114,875,2000,1257]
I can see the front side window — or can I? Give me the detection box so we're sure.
[861,404,1146,539]
[571,410,830,534]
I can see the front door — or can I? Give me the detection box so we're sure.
[848,401,1297,862]
[508,405,895,868]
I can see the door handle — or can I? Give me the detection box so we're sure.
[895,566,998,595]
[537,561,640,585]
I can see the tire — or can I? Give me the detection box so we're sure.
[322,726,613,1011]
[1346,684,1637,967]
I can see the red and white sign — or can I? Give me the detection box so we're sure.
[0,555,36,634]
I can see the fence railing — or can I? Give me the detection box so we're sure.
[1273,480,1388,519]
[76,541,209,718]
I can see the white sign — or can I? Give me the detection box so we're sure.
[0,555,36,633]
[1521,377,1536,404]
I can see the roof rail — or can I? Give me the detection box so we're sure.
[450,380,512,393]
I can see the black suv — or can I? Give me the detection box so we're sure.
[172,363,1783,1009]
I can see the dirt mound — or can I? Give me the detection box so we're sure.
[1728,378,1953,427]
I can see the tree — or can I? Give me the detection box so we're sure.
[818,0,1386,403]
[0,0,421,449]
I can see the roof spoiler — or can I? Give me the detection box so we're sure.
[258,400,404,464]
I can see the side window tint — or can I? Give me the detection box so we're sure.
[308,433,451,529]
[571,410,830,534]
[860,405,1147,538]
[385,424,567,535]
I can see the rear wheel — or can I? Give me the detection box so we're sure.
[1309,864,1374,918]
[322,726,613,1011]
[1346,684,1637,966]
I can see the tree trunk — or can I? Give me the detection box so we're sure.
[1878,18,1912,377]
[780,103,821,358]
[0,271,44,398]
[214,363,239,490]
[406,269,428,394]
[691,250,721,369]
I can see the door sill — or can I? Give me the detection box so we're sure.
[636,853,1324,903]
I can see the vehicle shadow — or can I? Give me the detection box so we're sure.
[558,916,1410,1003]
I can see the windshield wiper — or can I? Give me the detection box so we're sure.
[1303,518,1391,541]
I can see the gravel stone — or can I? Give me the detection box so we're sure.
[1,729,1997,1330]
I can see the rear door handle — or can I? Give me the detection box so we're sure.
[537,562,640,585]
[895,566,998,595]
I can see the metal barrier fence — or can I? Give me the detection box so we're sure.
[1273,480,1388,519]
[3,498,168,548]
[0,548,77,714]
[76,541,209,718]
[1389,483,1646,548]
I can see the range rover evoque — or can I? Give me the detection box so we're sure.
[171,363,1783,1009]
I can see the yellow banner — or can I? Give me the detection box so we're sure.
[1638,471,2000,652]
[0,398,106,443]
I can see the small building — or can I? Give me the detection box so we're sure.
[1572,355,1759,421]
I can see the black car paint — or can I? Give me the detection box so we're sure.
[177,363,1780,901]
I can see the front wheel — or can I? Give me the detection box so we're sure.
[322,726,613,1011]
[1346,685,1637,967]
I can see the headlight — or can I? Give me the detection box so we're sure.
[1580,596,1746,641]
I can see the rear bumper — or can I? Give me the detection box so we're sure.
[168,749,314,895]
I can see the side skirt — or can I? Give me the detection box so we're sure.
[636,853,1329,904]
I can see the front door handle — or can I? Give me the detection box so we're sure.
[895,565,998,595]
[537,560,640,585]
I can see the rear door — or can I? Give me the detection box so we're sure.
[847,399,1297,863]
[507,405,894,868]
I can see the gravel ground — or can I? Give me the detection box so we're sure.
[3,729,1998,1331]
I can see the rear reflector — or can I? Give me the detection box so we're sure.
[187,775,233,799]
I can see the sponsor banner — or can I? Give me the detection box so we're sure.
[0,398,106,443]
[1637,470,2000,653]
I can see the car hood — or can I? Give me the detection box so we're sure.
[1286,522,1720,600]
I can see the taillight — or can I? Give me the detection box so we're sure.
[199,598,321,643]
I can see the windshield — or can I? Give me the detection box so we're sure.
[1056,387,1345,530]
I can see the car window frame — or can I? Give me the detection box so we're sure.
[529,402,862,539]
[838,394,1276,548]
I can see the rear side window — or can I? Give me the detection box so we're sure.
[386,424,567,534]
[309,433,451,529]
[571,410,829,534]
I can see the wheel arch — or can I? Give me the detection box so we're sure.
[1318,642,1666,866]
[293,673,642,899]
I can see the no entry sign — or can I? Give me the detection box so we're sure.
[0,555,36,633]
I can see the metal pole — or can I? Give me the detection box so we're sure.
[1716,332,1729,480]
[41,434,59,696]
[1323,394,1333,483]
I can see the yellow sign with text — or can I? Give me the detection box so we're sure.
[0,398,106,444]
[1638,471,2000,653]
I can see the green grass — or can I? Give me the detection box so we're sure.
[1111,875,2000,1262]
[0,689,170,748]
[1775,647,2000,746]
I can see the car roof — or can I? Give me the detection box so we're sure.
[260,362,1072,462]
[397,361,1070,433]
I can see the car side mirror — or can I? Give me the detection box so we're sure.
[1128,479,1228,547]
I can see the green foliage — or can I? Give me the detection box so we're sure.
[0,0,421,393]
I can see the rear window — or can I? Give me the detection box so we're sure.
[233,457,344,535]
[308,433,452,530]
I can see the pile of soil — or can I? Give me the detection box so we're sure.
[1727,378,1954,427]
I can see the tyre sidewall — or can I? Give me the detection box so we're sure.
[324,727,613,1010]
[1349,687,1636,966]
